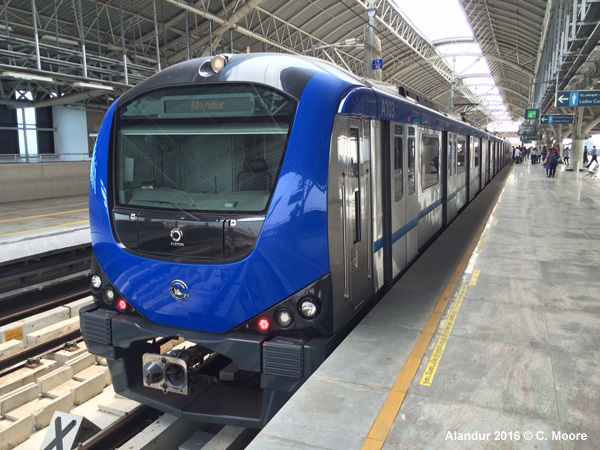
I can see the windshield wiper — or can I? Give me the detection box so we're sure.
[139,199,201,221]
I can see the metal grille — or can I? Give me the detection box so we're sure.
[81,309,113,345]
[262,337,304,378]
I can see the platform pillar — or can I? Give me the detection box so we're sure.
[570,139,585,172]
[568,108,585,172]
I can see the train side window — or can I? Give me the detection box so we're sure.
[350,127,361,243]
[408,127,415,196]
[473,139,480,167]
[457,138,466,173]
[394,126,403,202]
[448,136,455,176]
[421,134,439,190]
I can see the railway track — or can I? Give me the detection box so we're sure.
[0,283,260,449]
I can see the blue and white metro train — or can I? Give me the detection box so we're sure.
[80,53,510,427]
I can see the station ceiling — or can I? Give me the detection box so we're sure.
[0,0,599,138]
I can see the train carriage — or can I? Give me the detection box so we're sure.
[81,53,509,427]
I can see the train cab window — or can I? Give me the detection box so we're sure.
[457,138,466,174]
[421,134,439,190]
[408,128,415,196]
[113,84,294,213]
[393,125,403,202]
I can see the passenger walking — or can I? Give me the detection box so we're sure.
[584,146,589,165]
[547,149,561,178]
[586,145,598,168]
[563,147,570,167]
[514,147,520,164]
[541,147,548,164]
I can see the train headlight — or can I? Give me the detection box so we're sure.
[210,55,227,73]
[103,287,115,304]
[298,297,320,319]
[275,309,293,328]
[91,274,102,290]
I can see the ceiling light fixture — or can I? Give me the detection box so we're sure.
[74,81,114,91]
[2,71,54,83]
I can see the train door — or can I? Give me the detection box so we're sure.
[389,123,418,279]
[342,118,372,308]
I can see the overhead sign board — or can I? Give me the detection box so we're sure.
[556,90,600,107]
[521,135,539,142]
[519,125,537,135]
[372,59,383,70]
[540,114,574,125]
[525,109,539,120]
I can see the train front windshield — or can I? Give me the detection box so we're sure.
[114,85,295,213]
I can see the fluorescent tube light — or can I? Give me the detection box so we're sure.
[2,71,54,82]
[41,35,79,46]
[74,81,114,91]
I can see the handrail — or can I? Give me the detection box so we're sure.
[0,153,92,163]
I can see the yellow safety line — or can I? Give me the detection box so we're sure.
[420,284,468,387]
[0,220,89,237]
[362,176,508,450]
[469,269,481,287]
[474,227,491,254]
[0,208,87,224]
[421,268,480,387]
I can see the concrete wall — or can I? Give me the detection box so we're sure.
[0,162,90,204]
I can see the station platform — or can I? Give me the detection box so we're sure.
[0,195,90,264]
[247,161,600,449]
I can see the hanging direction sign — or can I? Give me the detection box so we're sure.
[540,114,574,124]
[518,124,537,135]
[556,90,600,107]
[525,108,539,120]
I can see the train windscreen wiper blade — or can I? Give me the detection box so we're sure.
[140,199,201,221]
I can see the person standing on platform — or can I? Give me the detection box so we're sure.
[584,146,589,165]
[563,147,570,167]
[586,145,598,168]
[514,147,520,164]
[547,149,561,178]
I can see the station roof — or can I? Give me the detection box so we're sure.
[0,0,598,138]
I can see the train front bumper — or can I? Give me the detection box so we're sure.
[79,304,333,428]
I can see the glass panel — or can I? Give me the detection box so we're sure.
[421,135,439,190]
[457,138,466,173]
[394,129,403,202]
[448,136,455,176]
[350,128,361,244]
[115,84,295,213]
[474,138,480,167]
[408,132,415,196]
